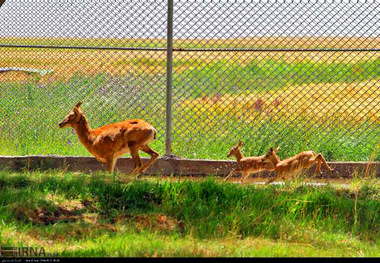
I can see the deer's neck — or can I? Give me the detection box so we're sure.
[235,151,244,162]
[271,154,280,167]
[73,115,93,149]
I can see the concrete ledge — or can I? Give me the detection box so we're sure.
[0,155,379,178]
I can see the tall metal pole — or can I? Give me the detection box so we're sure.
[165,0,174,157]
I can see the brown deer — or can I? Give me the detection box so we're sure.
[59,102,159,179]
[261,147,334,184]
[225,141,277,183]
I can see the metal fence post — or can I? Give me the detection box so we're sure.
[165,0,174,157]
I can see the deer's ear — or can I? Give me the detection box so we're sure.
[269,147,273,152]
[75,101,82,108]
[238,141,243,148]
[73,107,80,115]
[274,147,280,153]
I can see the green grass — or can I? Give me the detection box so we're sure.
[173,58,380,93]
[0,169,378,257]
[0,57,379,161]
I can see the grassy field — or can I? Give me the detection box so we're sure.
[0,169,378,257]
[0,37,379,161]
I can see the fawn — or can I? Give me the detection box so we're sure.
[225,141,277,183]
[261,147,334,184]
[59,102,159,178]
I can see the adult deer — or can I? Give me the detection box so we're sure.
[261,147,334,184]
[225,141,277,183]
[59,102,159,178]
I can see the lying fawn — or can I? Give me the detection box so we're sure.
[261,147,334,184]
[225,141,277,183]
[59,102,159,178]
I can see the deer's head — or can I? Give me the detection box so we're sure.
[261,147,280,163]
[227,141,243,158]
[59,101,83,128]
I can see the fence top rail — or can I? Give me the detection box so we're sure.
[0,43,167,52]
[1,0,377,4]
[178,0,379,3]
[0,44,378,52]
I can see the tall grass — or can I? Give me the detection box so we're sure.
[0,170,378,257]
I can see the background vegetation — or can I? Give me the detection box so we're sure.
[0,37,379,161]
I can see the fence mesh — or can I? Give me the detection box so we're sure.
[0,0,379,162]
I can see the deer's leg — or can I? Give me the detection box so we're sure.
[319,154,334,173]
[265,174,279,185]
[106,157,117,173]
[129,143,142,177]
[224,170,238,181]
[241,172,249,184]
[305,154,322,176]
[292,173,296,181]
[310,154,333,172]
[310,154,332,176]
[138,145,159,174]
[314,159,322,175]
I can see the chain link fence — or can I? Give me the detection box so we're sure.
[0,0,379,162]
